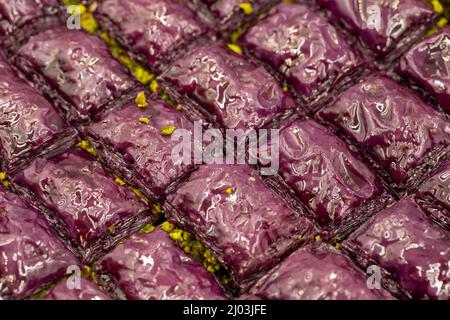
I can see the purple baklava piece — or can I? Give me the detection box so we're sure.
[0,0,64,54]
[13,27,139,124]
[315,0,437,61]
[241,3,363,108]
[41,277,110,300]
[270,119,390,233]
[96,0,208,73]
[164,164,318,291]
[85,98,195,200]
[12,150,157,263]
[95,228,228,300]
[318,74,450,192]
[343,197,450,300]
[0,55,76,173]
[398,26,450,113]
[249,243,393,300]
[159,43,297,130]
[0,186,77,300]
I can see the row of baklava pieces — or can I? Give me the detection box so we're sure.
[1,162,449,300]
[0,0,448,300]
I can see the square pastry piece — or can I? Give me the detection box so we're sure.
[159,43,296,130]
[318,74,450,192]
[240,3,363,109]
[398,26,450,113]
[315,0,437,61]
[0,0,64,54]
[12,150,157,264]
[249,243,393,300]
[13,27,139,124]
[85,96,196,200]
[271,119,390,234]
[95,227,228,300]
[96,0,208,74]
[164,164,318,291]
[40,277,111,300]
[0,186,77,300]
[0,55,76,173]
[343,197,450,300]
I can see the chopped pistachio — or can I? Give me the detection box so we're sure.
[335,243,341,250]
[239,3,253,15]
[150,79,159,92]
[438,17,448,27]
[139,117,151,124]
[282,85,289,93]
[135,91,147,108]
[0,172,6,180]
[315,235,321,242]
[77,140,97,157]
[161,125,176,136]
[81,13,98,34]
[3,181,9,188]
[161,221,174,233]
[227,43,243,55]
[140,224,155,234]
[107,224,116,234]
[431,0,444,13]
[225,187,233,194]
[297,234,302,241]
[115,177,126,186]
[175,104,183,111]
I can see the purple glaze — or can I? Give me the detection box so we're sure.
[96,0,207,71]
[318,74,450,185]
[15,27,137,122]
[159,43,296,130]
[241,3,361,103]
[0,55,70,172]
[166,164,317,288]
[0,0,61,36]
[316,0,436,58]
[41,277,110,300]
[398,26,450,113]
[96,228,228,300]
[87,100,194,197]
[250,243,393,300]
[276,119,383,228]
[419,160,450,212]
[344,197,450,300]
[0,186,77,300]
[13,150,151,254]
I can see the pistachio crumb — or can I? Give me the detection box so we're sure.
[432,0,444,13]
[107,224,116,234]
[115,177,126,186]
[227,43,243,55]
[3,181,9,188]
[335,243,341,250]
[176,104,183,111]
[315,235,321,242]
[225,187,233,194]
[150,79,159,92]
[140,224,155,234]
[139,117,150,124]
[0,172,6,180]
[161,125,176,136]
[77,140,97,157]
[297,234,302,241]
[135,91,147,108]
[239,3,253,15]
